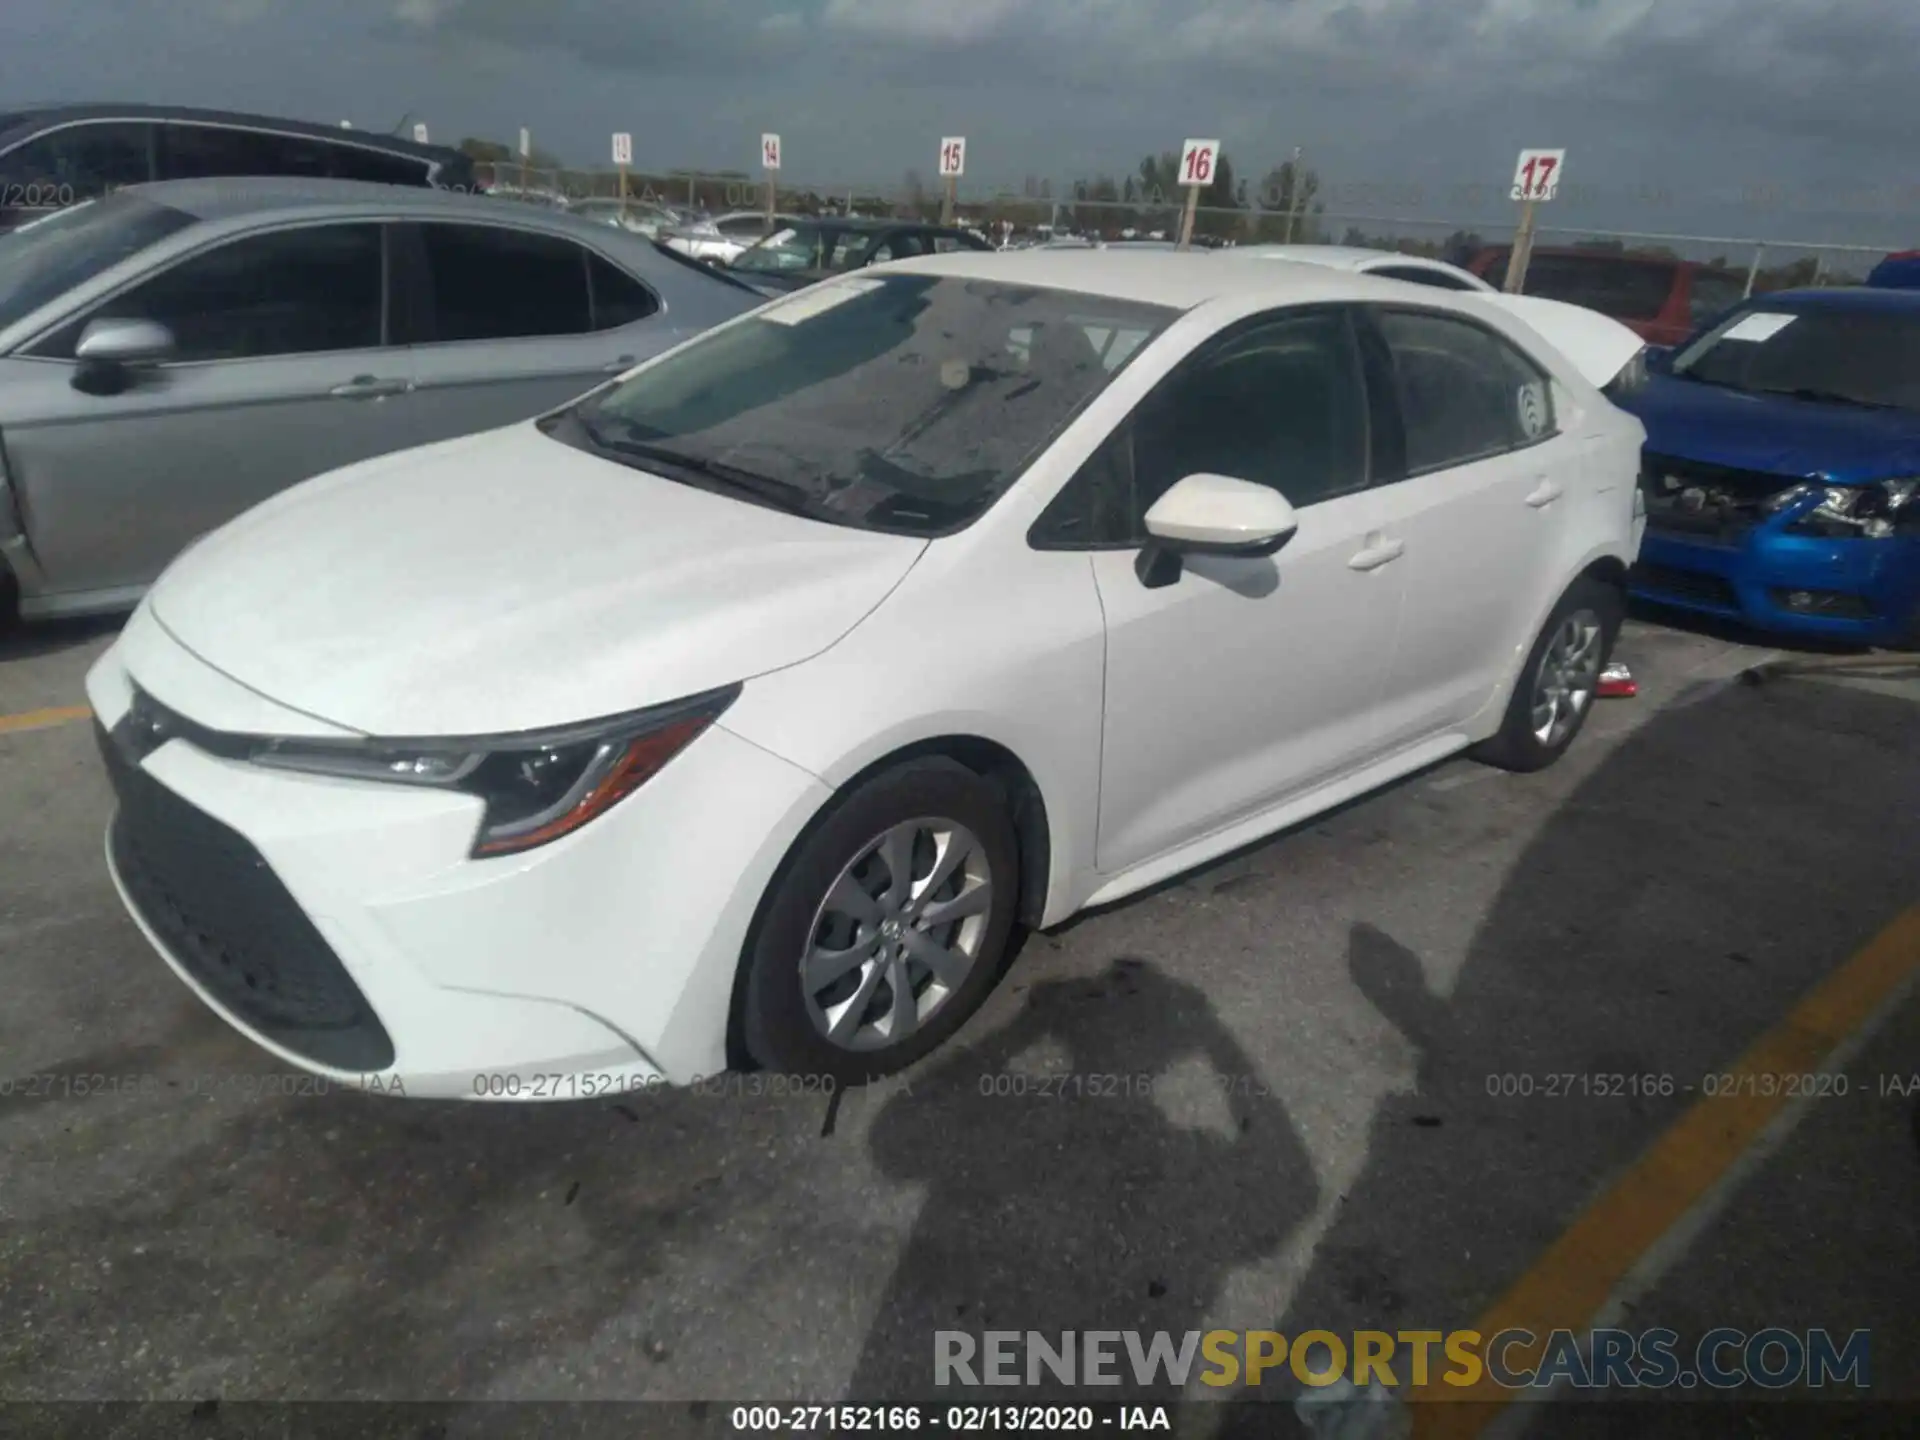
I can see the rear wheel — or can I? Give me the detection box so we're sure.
[1473,576,1622,773]
[739,758,1020,1083]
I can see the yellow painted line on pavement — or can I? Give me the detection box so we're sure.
[1411,901,1920,1437]
[0,704,92,736]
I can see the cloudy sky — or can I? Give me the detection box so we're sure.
[3,0,1916,248]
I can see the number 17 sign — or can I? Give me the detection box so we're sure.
[1179,138,1220,188]
[1511,148,1566,202]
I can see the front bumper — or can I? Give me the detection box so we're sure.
[86,622,832,1099]
[1629,522,1920,645]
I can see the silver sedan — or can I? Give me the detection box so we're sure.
[0,177,763,622]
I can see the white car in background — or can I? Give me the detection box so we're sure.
[1226,243,1496,293]
[89,251,1644,1098]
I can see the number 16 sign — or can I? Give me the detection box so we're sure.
[1179,138,1220,187]
[1511,148,1565,202]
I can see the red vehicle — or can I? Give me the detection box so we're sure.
[1461,246,1753,347]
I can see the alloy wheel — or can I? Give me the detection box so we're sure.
[800,817,995,1052]
[1530,607,1604,747]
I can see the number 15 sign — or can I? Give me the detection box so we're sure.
[1511,148,1565,202]
[1179,139,1220,188]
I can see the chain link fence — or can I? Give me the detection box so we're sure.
[469,163,1906,291]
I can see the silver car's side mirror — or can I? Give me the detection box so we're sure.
[72,318,176,396]
[76,317,177,366]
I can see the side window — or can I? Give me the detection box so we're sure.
[1035,310,1369,547]
[324,146,431,186]
[159,124,329,180]
[586,253,660,329]
[1372,264,1478,292]
[1376,309,1555,474]
[417,224,591,340]
[0,123,153,199]
[933,235,966,254]
[43,223,384,362]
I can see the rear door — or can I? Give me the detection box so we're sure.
[1359,305,1578,746]
[391,220,675,440]
[4,220,415,601]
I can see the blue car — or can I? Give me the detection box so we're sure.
[1615,286,1920,647]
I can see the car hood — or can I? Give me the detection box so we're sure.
[148,424,927,737]
[1619,373,1920,483]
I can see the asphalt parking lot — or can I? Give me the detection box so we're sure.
[2,612,1916,1437]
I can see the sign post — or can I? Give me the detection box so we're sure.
[612,132,632,219]
[1175,139,1219,251]
[938,137,966,226]
[1282,145,1305,244]
[518,127,530,195]
[1506,148,1565,295]
[761,133,781,234]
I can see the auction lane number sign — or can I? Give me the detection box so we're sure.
[1179,139,1220,187]
[611,132,632,166]
[762,133,782,171]
[1511,148,1566,202]
[939,137,967,178]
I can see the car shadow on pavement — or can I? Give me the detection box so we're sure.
[1211,668,1920,1434]
[845,958,1319,1403]
[0,613,123,663]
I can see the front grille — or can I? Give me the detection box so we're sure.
[97,722,395,1072]
[1630,562,1739,610]
[1639,453,1790,545]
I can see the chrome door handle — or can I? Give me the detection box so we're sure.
[330,375,413,399]
[601,354,637,373]
[1525,479,1564,508]
[1348,538,1405,571]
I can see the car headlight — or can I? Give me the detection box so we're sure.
[248,685,739,858]
[1762,478,1917,537]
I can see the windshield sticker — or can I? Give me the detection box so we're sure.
[760,277,886,326]
[1721,312,1797,343]
[1517,381,1550,439]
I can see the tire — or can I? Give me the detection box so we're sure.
[739,757,1021,1083]
[1472,575,1623,774]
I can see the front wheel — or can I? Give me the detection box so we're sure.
[739,758,1021,1083]
[1472,576,1622,773]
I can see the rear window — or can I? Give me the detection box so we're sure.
[0,192,194,333]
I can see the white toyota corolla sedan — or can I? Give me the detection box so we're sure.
[87,250,1645,1098]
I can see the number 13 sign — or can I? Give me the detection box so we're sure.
[1179,139,1220,188]
[1511,148,1565,202]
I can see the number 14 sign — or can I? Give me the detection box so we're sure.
[1511,148,1565,202]
[1179,139,1220,188]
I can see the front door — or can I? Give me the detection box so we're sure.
[3,220,419,602]
[1082,307,1407,874]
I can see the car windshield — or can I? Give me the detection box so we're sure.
[732,223,879,275]
[558,273,1176,535]
[1670,302,1920,412]
[0,192,194,333]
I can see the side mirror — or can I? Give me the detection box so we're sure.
[1137,473,1299,588]
[1643,345,1675,374]
[73,317,175,395]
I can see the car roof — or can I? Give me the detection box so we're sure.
[113,175,578,224]
[879,247,1401,311]
[1231,245,1424,269]
[0,103,464,164]
[1747,285,1920,313]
